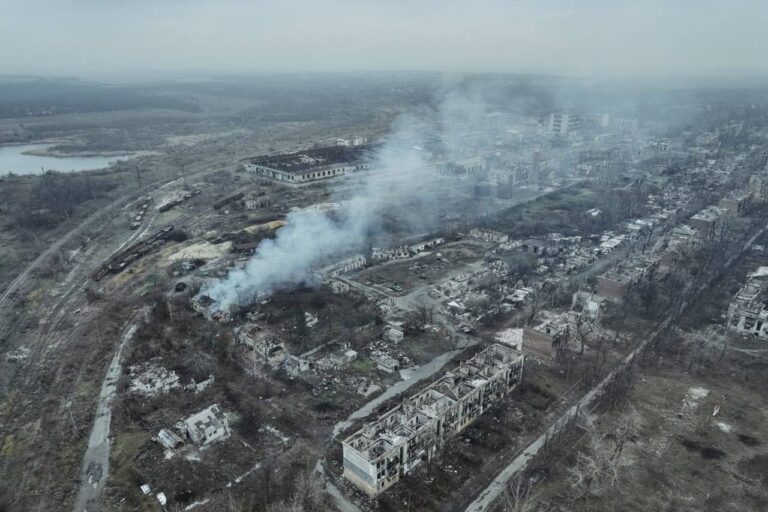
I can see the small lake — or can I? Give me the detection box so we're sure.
[0,144,135,176]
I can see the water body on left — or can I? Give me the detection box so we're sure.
[0,143,135,176]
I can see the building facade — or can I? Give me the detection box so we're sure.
[342,344,524,496]
[727,267,768,338]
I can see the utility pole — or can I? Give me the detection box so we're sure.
[135,165,143,188]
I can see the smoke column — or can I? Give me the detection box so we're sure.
[201,89,492,311]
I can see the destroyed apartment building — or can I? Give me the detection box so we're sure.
[727,266,768,338]
[342,343,524,496]
[718,191,751,216]
[596,255,659,303]
[689,205,728,239]
[243,145,371,184]
[656,224,699,272]
[523,311,572,360]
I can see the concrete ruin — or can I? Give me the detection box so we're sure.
[371,245,411,261]
[469,228,509,243]
[571,291,605,322]
[128,363,180,396]
[190,294,231,322]
[408,237,445,255]
[656,224,699,272]
[523,311,571,360]
[718,192,751,216]
[596,255,659,303]
[313,254,367,281]
[184,404,231,447]
[235,323,287,367]
[689,205,727,238]
[727,266,768,338]
[342,343,524,496]
[282,355,311,376]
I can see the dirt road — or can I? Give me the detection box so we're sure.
[73,323,137,512]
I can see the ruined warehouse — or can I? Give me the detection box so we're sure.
[243,145,372,184]
[342,343,524,496]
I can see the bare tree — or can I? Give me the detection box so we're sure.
[567,413,636,507]
[266,467,328,512]
[504,476,544,512]
[526,288,550,326]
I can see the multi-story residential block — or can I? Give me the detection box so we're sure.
[342,344,524,496]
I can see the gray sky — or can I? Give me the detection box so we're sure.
[2,0,767,78]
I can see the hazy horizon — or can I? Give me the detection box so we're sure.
[3,0,766,80]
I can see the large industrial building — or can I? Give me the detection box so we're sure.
[342,343,524,496]
[243,145,371,184]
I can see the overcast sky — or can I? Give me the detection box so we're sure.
[2,0,767,79]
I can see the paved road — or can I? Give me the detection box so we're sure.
[72,323,137,512]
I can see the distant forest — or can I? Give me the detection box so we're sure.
[0,78,201,118]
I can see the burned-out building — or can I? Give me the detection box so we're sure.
[523,311,571,360]
[244,145,371,184]
[408,237,445,255]
[689,205,727,239]
[371,245,410,261]
[596,255,659,303]
[469,228,509,244]
[342,344,524,496]
[435,157,486,175]
[244,194,272,210]
[749,171,768,197]
[235,323,286,367]
[718,192,751,216]
[184,404,231,447]
[313,254,367,281]
[656,224,699,272]
[190,294,231,322]
[727,267,768,338]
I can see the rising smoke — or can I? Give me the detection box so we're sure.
[201,87,495,311]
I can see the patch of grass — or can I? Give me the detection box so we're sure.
[0,433,18,460]
[107,430,154,511]
[75,378,99,402]
[111,431,151,471]
[351,357,374,375]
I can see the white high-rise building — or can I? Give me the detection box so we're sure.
[548,112,582,134]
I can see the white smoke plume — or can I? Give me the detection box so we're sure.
[201,86,496,311]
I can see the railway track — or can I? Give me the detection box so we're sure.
[0,163,239,510]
